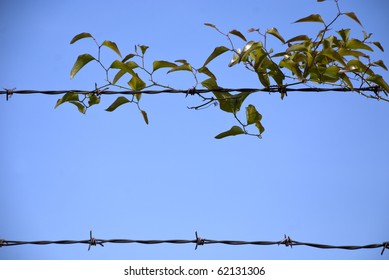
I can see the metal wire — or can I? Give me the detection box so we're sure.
[0,86,385,96]
[1,231,388,255]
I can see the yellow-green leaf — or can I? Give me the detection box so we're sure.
[152,60,177,72]
[267,27,285,44]
[105,96,130,112]
[128,73,146,91]
[215,126,245,139]
[320,48,346,66]
[70,53,96,79]
[102,40,122,58]
[246,104,262,125]
[373,42,384,52]
[346,39,373,51]
[55,92,79,108]
[229,29,247,41]
[167,63,192,73]
[367,75,389,93]
[344,12,363,27]
[70,32,93,44]
[294,14,324,24]
[373,60,388,71]
[140,110,148,124]
[203,46,229,66]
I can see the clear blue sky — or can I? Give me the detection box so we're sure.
[1,0,388,260]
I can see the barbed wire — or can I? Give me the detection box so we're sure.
[0,86,387,97]
[1,231,388,255]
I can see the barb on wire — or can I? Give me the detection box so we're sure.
[0,231,387,255]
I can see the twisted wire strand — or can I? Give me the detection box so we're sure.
[1,232,388,255]
[0,86,384,96]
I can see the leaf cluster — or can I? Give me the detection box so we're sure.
[59,0,388,139]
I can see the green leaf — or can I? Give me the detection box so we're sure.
[240,41,263,62]
[286,35,310,44]
[204,23,217,29]
[346,39,373,51]
[266,27,285,44]
[167,63,192,73]
[112,61,139,84]
[214,126,245,139]
[110,60,137,76]
[55,92,79,108]
[246,104,262,125]
[105,96,130,112]
[139,45,149,55]
[122,53,136,62]
[229,29,247,41]
[320,48,346,66]
[201,78,233,113]
[102,40,122,58]
[198,66,217,80]
[70,53,96,79]
[286,43,308,53]
[373,60,388,71]
[69,101,86,114]
[337,29,350,42]
[255,121,265,135]
[338,48,367,58]
[344,12,363,27]
[346,60,374,75]
[88,94,100,106]
[367,74,389,93]
[294,14,324,24]
[70,32,93,44]
[203,46,230,66]
[140,110,149,124]
[152,60,177,72]
[128,73,146,91]
[373,42,384,52]
[339,72,353,90]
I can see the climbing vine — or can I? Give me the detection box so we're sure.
[55,0,388,139]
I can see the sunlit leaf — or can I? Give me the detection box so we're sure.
[286,35,310,44]
[102,40,122,58]
[346,39,373,51]
[152,60,177,72]
[198,66,217,80]
[339,73,353,90]
[373,42,384,52]
[70,53,96,79]
[255,121,265,135]
[110,60,137,76]
[203,46,230,66]
[246,104,262,125]
[257,72,271,87]
[267,27,285,44]
[214,126,245,139]
[373,60,388,71]
[140,110,149,124]
[240,41,263,62]
[344,12,363,27]
[70,32,93,44]
[122,53,136,62]
[139,45,149,55]
[367,74,389,93]
[167,63,192,73]
[320,48,346,66]
[337,29,350,42]
[105,96,130,112]
[55,92,79,108]
[88,94,100,106]
[112,61,139,84]
[229,29,247,41]
[286,43,308,53]
[346,60,374,75]
[128,73,146,91]
[228,53,240,67]
[338,48,367,58]
[294,14,324,24]
[69,101,86,114]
